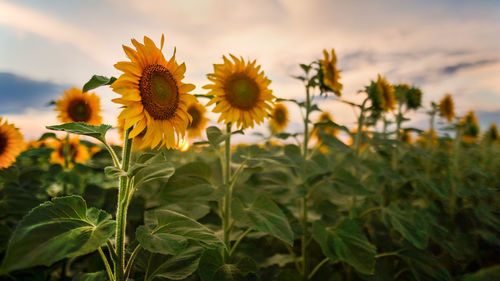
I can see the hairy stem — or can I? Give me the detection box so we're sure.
[115,128,133,281]
[223,123,232,253]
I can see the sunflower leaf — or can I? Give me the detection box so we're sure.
[82,75,117,93]
[46,122,112,143]
[0,196,115,274]
[136,209,223,255]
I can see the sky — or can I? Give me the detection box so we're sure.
[1,0,499,143]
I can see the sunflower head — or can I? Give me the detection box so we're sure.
[49,137,90,167]
[186,101,209,139]
[270,103,289,133]
[55,88,102,125]
[439,94,455,123]
[0,118,25,169]
[399,130,412,144]
[204,55,275,129]
[483,123,499,144]
[365,74,395,112]
[377,75,396,111]
[460,110,480,143]
[313,112,338,141]
[112,35,196,149]
[319,49,343,97]
[417,129,437,147]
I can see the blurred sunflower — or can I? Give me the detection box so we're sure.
[377,75,396,111]
[399,130,412,144]
[270,103,289,133]
[365,75,395,112]
[204,55,275,129]
[461,110,480,144]
[439,94,455,123]
[186,101,209,138]
[112,35,196,149]
[312,112,338,140]
[27,138,56,149]
[319,49,342,96]
[348,128,368,152]
[49,137,90,167]
[55,88,102,125]
[483,123,499,144]
[417,129,438,147]
[0,118,25,169]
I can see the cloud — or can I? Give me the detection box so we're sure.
[441,59,499,75]
[0,72,68,114]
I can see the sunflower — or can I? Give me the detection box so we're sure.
[270,103,289,133]
[312,112,338,140]
[319,49,343,96]
[365,75,395,112]
[439,94,455,123]
[0,118,25,169]
[417,129,437,147]
[49,137,90,167]
[460,110,480,144]
[27,137,56,149]
[376,75,396,111]
[204,55,275,129]
[111,35,196,149]
[55,88,102,125]
[399,130,412,144]
[483,123,499,144]
[186,101,209,138]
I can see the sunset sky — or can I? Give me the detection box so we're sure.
[1,0,499,142]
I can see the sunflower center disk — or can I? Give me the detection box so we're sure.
[140,64,179,120]
[187,106,201,129]
[226,74,260,110]
[274,109,286,124]
[0,132,7,155]
[68,99,91,122]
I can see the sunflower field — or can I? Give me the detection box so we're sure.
[0,35,499,281]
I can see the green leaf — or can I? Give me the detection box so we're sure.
[462,265,500,281]
[136,209,223,255]
[312,218,376,275]
[232,195,294,245]
[0,196,115,273]
[83,75,117,93]
[382,204,429,249]
[159,162,218,201]
[399,246,451,281]
[198,249,258,281]
[38,132,57,141]
[205,126,244,148]
[104,166,126,178]
[135,246,203,281]
[46,122,112,143]
[72,271,107,281]
[133,158,175,188]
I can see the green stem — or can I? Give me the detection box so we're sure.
[223,123,232,252]
[301,85,311,280]
[98,247,116,281]
[355,99,368,157]
[115,128,133,281]
[285,243,302,274]
[375,251,400,258]
[308,257,331,280]
[63,134,70,195]
[124,245,141,279]
[103,142,121,168]
[359,206,383,218]
[229,228,251,256]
